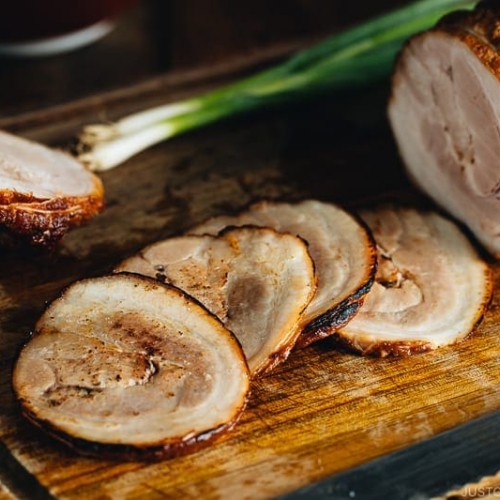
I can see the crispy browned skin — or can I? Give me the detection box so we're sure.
[0,130,104,249]
[20,406,238,462]
[294,294,366,349]
[436,1,500,75]
[0,188,104,248]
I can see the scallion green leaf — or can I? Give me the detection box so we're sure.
[79,0,476,171]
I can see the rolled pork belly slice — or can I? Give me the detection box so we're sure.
[336,204,492,357]
[191,199,377,347]
[388,2,500,257]
[115,225,316,376]
[13,273,250,460]
[0,130,104,248]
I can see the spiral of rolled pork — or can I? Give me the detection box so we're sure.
[336,204,492,356]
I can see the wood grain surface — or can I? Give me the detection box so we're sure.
[1,53,500,500]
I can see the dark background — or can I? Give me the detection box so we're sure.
[0,0,405,118]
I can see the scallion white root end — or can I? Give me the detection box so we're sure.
[79,122,176,171]
[79,123,121,145]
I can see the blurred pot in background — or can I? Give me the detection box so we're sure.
[0,0,140,57]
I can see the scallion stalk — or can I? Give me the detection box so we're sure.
[79,0,476,171]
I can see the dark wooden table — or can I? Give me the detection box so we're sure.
[0,0,404,118]
[6,2,496,500]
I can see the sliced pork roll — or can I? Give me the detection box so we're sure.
[13,273,250,460]
[115,226,316,376]
[0,130,104,248]
[388,2,500,257]
[191,199,377,347]
[336,204,492,356]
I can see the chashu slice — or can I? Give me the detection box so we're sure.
[115,226,316,376]
[388,2,500,257]
[0,129,104,248]
[13,273,250,460]
[191,199,377,347]
[336,204,492,357]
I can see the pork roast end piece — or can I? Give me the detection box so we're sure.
[115,225,317,376]
[0,130,104,248]
[388,2,500,257]
[336,204,492,357]
[12,273,250,460]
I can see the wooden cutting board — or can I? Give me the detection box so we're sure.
[1,53,500,500]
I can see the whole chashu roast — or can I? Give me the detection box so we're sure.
[388,0,500,257]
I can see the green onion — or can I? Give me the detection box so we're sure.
[79,0,476,171]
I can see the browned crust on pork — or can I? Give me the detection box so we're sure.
[18,397,246,462]
[391,3,500,98]
[296,299,364,349]
[390,3,500,109]
[332,335,435,357]
[436,4,500,76]
[0,176,104,248]
[297,220,377,347]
